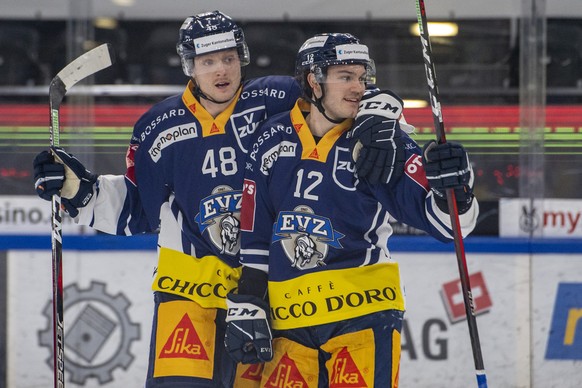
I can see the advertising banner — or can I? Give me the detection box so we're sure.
[0,195,93,235]
[500,198,582,238]
[6,248,582,387]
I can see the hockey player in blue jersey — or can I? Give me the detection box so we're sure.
[33,11,301,387]
[223,33,479,387]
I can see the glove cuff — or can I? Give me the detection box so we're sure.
[433,190,474,215]
[238,266,268,299]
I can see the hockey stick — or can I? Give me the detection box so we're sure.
[414,1,488,387]
[49,43,115,388]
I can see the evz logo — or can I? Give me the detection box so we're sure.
[195,185,243,256]
[273,206,344,270]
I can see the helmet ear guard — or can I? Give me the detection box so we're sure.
[176,10,250,77]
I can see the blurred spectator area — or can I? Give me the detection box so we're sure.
[0,25,46,86]
[0,18,580,103]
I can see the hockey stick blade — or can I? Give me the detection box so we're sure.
[48,42,115,388]
[49,43,116,109]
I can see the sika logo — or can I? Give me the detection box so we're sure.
[159,314,209,360]
[308,148,320,160]
[240,363,263,382]
[265,353,309,387]
[329,347,367,387]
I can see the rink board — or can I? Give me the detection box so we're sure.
[1,238,582,387]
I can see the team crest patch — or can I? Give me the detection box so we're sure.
[332,146,357,191]
[230,105,267,152]
[273,205,344,270]
[195,185,243,256]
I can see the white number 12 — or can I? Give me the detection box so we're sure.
[293,169,322,200]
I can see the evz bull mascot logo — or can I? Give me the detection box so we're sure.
[220,212,240,254]
[293,233,324,268]
[195,185,243,256]
[273,206,344,270]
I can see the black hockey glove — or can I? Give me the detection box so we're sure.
[422,140,474,214]
[33,147,98,217]
[225,293,273,364]
[33,150,65,201]
[348,90,406,186]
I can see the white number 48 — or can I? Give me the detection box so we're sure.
[202,147,238,177]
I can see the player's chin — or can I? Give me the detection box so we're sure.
[210,87,237,102]
[342,103,359,118]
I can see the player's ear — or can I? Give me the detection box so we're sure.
[307,72,321,98]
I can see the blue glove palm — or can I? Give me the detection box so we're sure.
[225,293,273,364]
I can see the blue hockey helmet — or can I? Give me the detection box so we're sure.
[295,32,376,93]
[177,10,250,76]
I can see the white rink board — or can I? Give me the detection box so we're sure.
[7,250,157,388]
[6,250,582,388]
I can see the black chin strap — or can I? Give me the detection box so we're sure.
[306,83,345,124]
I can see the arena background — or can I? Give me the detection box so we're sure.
[1,0,581,387]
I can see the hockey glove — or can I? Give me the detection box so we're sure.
[33,150,65,201]
[52,147,98,217]
[422,140,474,214]
[225,293,273,364]
[349,90,406,186]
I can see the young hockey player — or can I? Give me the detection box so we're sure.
[32,11,302,387]
[224,33,479,387]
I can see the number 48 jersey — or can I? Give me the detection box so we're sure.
[239,98,478,329]
[78,76,300,272]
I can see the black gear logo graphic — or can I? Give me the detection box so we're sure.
[38,281,140,385]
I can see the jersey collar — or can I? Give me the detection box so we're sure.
[182,80,242,137]
[290,98,353,163]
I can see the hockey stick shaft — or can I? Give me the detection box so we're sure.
[49,43,115,388]
[414,1,488,387]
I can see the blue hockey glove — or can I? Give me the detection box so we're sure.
[33,150,65,201]
[225,293,273,364]
[52,147,98,217]
[422,140,474,214]
[349,90,406,186]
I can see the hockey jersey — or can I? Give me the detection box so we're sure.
[239,98,479,329]
[76,76,301,309]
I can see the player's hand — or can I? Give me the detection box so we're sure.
[33,147,98,217]
[225,293,273,364]
[422,140,474,213]
[33,150,65,200]
[349,90,406,186]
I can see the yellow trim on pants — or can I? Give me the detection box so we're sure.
[268,262,404,329]
[152,247,241,310]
